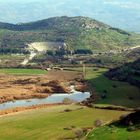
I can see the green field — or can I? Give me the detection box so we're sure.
[85,67,140,107]
[0,104,128,140]
[66,67,140,107]
[87,123,140,140]
[0,68,47,75]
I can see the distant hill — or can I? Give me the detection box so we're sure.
[0,16,140,52]
[0,0,140,32]
[1,16,109,31]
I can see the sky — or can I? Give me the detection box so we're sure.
[0,0,140,32]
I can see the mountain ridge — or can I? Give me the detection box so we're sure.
[0,16,110,31]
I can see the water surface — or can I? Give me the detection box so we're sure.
[0,86,90,110]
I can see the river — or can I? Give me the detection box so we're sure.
[0,86,90,110]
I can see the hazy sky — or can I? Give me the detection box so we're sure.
[0,0,140,32]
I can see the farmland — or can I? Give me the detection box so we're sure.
[0,68,47,75]
[0,104,129,140]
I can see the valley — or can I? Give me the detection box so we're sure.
[0,66,139,139]
[0,16,139,140]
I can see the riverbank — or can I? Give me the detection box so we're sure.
[0,103,66,117]
[0,70,89,105]
[0,74,70,104]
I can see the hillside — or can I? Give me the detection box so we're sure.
[87,111,140,140]
[0,16,140,52]
[105,59,140,87]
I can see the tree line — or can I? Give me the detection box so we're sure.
[0,47,30,54]
[46,49,93,56]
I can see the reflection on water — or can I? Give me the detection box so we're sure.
[0,86,90,110]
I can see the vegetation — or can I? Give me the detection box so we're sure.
[87,123,140,140]
[75,49,93,54]
[0,16,139,140]
[105,59,140,87]
[66,67,140,107]
[0,16,140,52]
[0,47,29,54]
[62,66,140,107]
[0,104,128,140]
[85,67,140,107]
[87,111,140,140]
[0,68,47,75]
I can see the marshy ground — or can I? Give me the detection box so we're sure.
[0,69,85,104]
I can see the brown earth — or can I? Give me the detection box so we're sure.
[0,70,83,104]
[46,70,82,81]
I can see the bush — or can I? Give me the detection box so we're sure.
[127,126,136,132]
[64,109,72,112]
[112,85,117,88]
[103,90,107,93]
[94,119,102,127]
[74,128,84,138]
[101,94,107,99]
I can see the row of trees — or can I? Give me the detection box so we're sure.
[46,49,93,56]
[0,48,30,54]
[0,47,93,56]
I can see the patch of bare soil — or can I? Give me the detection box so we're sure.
[0,70,83,104]
[46,70,82,81]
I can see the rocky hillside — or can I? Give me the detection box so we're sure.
[0,16,140,52]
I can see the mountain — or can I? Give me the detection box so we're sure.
[0,0,140,32]
[0,16,140,52]
[0,16,109,31]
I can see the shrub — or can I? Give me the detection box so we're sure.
[74,128,84,138]
[112,85,117,88]
[101,94,107,99]
[94,119,102,127]
[64,109,72,112]
[127,126,136,132]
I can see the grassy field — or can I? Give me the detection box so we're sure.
[0,68,47,75]
[66,66,140,107]
[0,104,128,140]
[87,123,140,140]
[85,67,140,107]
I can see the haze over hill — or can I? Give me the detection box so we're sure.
[0,0,140,32]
